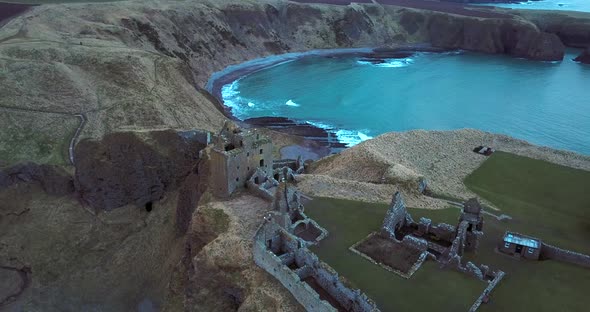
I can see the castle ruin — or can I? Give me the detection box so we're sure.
[203,121,273,198]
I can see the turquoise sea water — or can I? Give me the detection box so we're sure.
[222,50,590,154]
[483,0,590,12]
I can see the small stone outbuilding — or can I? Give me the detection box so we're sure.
[498,232,541,260]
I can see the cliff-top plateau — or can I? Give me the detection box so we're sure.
[1,0,589,311]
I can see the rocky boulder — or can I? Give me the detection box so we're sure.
[74,130,207,211]
[574,48,590,64]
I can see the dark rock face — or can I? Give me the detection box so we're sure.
[574,48,590,64]
[427,14,565,61]
[74,130,206,211]
[176,170,204,235]
[332,7,374,46]
[540,21,590,48]
[0,163,74,196]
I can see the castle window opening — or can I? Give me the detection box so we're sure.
[260,149,263,154]
[145,202,153,212]
[260,159,265,167]
[225,143,236,151]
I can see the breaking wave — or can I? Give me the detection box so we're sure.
[286,99,300,107]
[306,121,373,147]
[356,58,414,68]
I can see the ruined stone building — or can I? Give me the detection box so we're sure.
[254,220,379,312]
[202,121,273,198]
[351,192,505,311]
[270,180,327,245]
[356,192,502,281]
[460,198,485,252]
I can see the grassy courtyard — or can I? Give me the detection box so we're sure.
[305,151,590,312]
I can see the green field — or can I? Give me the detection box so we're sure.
[305,151,590,312]
[464,151,590,312]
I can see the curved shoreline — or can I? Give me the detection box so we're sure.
[206,44,452,149]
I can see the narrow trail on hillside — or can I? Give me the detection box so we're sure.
[0,106,87,166]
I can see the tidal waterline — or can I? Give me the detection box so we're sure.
[222,49,590,154]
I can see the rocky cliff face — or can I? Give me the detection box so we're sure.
[426,13,564,61]
[574,47,590,64]
[511,9,590,48]
[74,130,205,211]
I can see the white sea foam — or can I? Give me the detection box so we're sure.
[306,121,372,147]
[286,99,300,107]
[356,58,414,68]
[335,129,373,147]
[248,102,255,107]
[221,80,249,119]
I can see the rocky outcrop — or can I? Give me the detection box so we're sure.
[574,48,590,64]
[511,10,590,48]
[74,130,206,211]
[427,14,564,61]
[0,163,74,196]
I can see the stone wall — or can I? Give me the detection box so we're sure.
[253,221,379,312]
[541,243,590,268]
[468,271,506,312]
[246,168,278,201]
[381,192,412,238]
[428,222,456,242]
[418,178,428,194]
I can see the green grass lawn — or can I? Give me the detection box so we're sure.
[465,151,590,254]
[305,151,590,312]
[464,151,590,312]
